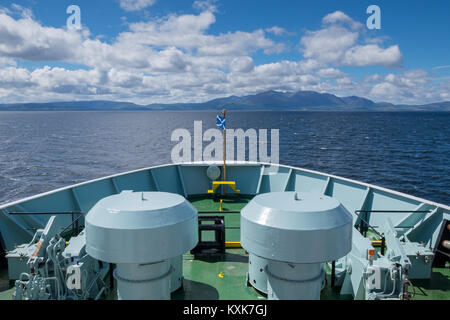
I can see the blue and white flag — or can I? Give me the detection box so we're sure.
[216,115,226,130]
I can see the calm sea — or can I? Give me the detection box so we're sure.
[0,111,448,206]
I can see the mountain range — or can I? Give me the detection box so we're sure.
[1,90,449,111]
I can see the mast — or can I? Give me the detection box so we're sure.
[222,109,227,196]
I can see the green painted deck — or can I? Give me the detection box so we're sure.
[172,249,347,300]
[174,249,264,300]
[410,268,450,300]
[0,194,448,300]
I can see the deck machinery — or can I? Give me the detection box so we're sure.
[8,216,108,300]
[85,191,198,300]
[1,163,448,300]
[241,192,353,300]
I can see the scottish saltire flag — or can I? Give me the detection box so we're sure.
[216,115,226,130]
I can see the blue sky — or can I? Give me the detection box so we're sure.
[0,0,449,104]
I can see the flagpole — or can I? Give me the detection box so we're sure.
[222,109,227,196]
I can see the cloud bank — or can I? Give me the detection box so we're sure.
[0,4,447,105]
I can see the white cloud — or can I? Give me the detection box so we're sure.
[363,70,444,104]
[343,45,402,67]
[0,56,16,67]
[317,68,345,79]
[433,65,450,70]
[300,11,403,68]
[298,59,323,73]
[149,47,189,72]
[336,77,353,86]
[230,57,254,73]
[119,0,156,12]
[0,9,282,74]
[116,11,283,61]
[10,3,33,19]
[322,11,363,30]
[0,67,31,88]
[0,13,87,61]
[301,26,358,64]
[193,0,218,12]
[370,82,401,98]
[265,26,295,36]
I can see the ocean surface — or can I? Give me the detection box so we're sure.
[0,111,448,206]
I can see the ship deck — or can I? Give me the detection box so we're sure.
[1,194,449,300]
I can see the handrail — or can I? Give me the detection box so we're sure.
[60,214,84,236]
[8,211,84,236]
[354,209,431,256]
[8,211,83,215]
[355,210,431,233]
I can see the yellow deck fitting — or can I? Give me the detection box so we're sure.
[219,199,223,212]
[225,242,242,248]
[208,181,240,194]
[371,240,382,247]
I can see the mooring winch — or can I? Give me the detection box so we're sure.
[241,191,353,300]
[85,191,198,300]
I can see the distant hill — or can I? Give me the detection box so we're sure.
[0,100,147,111]
[1,91,449,111]
[146,90,379,110]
